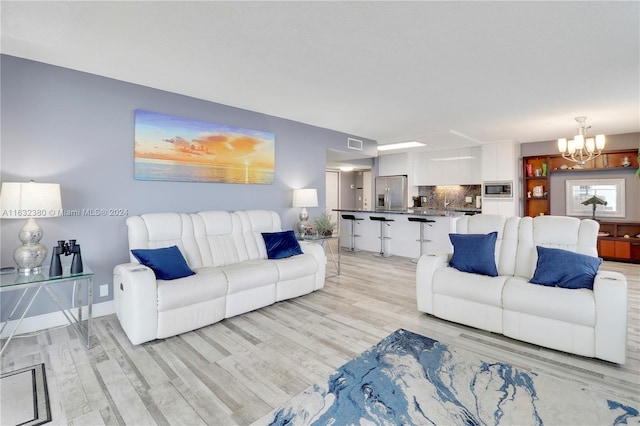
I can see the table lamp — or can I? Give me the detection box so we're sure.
[0,181,62,275]
[292,188,318,235]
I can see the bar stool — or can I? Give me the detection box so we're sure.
[341,214,364,252]
[370,216,394,257]
[408,217,435,263]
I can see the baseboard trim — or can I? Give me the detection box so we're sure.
[1,301,115,338]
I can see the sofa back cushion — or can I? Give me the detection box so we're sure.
[127,213,201,267]
[127,210,284,269]
[191,211,246,268]
[234,210,283,259]
[455,214,520,276]
[514,216,599,279]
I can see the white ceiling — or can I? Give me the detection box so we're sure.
[2,1,639,168]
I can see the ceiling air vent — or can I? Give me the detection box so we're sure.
[347,138,363,151]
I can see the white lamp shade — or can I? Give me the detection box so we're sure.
[557,138,567,153]
[595,134,606,150]
[292,188,318,208]
[585,138,595,153]
[567,140,576,154]
[574,134,584,150]
[0,182,62,218]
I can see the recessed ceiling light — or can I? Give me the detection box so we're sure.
[339,166,354,171]
[377,141,426,151]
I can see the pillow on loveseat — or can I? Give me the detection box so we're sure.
[262,230,303,259]
[448,232,499,277]
[131,245,195,280]
[530,246,602,290]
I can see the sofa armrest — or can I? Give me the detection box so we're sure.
[299,241,327,290]
[113,263,158,345]
[416,253,450,314]
[593,270,628,364]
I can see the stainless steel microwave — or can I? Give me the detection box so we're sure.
[483,181,513,198]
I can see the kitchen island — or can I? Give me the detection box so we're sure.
[334,209,465,259]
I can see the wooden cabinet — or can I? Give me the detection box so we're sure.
[523,156,550,217]
[548,150,639,171]
[523,149,639,218]
[597,221,640,263]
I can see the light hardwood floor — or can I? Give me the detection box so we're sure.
[1,246,639,425]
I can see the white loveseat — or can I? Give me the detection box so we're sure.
[417,214,628,364]
[113,210,326,345]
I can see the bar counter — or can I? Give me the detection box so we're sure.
[334,209,465,258]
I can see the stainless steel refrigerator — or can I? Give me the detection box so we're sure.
[375,175,408,210]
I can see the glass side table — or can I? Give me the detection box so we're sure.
[0,263,93,356]
[297,233,341,277]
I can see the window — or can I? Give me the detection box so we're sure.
[565,179,625,218]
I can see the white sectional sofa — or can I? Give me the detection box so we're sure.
[417,214,628,364]
[114,210,326,345]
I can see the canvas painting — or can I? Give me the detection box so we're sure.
[134,110,275,184]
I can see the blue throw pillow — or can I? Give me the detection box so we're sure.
[530,246,602,290]
[262,230,303,259]
[448,232,499,277]
[131,245,195,280]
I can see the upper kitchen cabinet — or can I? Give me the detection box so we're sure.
[378,152,409,176]
[413,151,442,185]
[481,141,519,182]
[413,147,481,185]
[456,147,481,184]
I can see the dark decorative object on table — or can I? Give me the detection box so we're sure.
[49,240,66,277]
[581,196,607,221]
[68,240,83,274]
[49,239,83,277]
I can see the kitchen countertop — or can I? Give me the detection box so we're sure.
[334,208,480,217]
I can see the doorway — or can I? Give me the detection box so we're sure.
[326,170,340,231]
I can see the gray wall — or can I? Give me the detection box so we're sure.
[0,55,376,319]
[521,133,640,220]
[339,171,357,210]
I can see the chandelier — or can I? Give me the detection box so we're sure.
[557,116,605,166]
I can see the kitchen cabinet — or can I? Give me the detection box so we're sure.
[413,151,442,185]
[413,147,481,185]
[379,153,409,176]
[482,199,518,216]
[481,141,518,182]
[456,147,481,184]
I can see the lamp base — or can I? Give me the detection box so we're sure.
[13,218,48,275]
[14,243,47,275]
[298,220,309,236]
[298,207,310,236]
[17,265,44,275]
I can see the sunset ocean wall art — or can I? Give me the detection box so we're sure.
[134,110,275,184]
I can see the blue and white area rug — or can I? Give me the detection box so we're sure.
[260,329,639,425]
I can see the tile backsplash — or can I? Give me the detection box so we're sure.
[417,185,482,209]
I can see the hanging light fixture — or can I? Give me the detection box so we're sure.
[557,116,605,166]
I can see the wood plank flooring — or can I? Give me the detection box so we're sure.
[1,245,639,425]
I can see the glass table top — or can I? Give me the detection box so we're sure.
[297,233,340,241]
[0,262,93,288]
